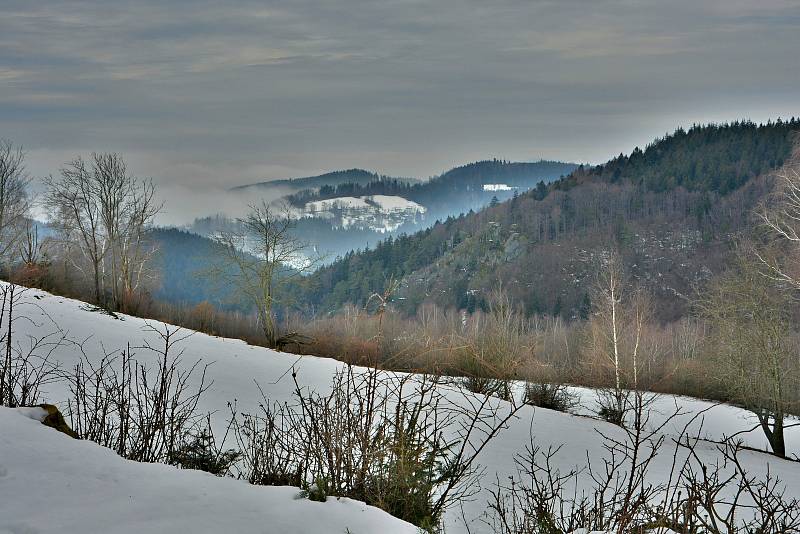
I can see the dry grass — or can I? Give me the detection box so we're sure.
[5,263,763,407]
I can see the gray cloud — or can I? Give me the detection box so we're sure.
[2,0,799,223]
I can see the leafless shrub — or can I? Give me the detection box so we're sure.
[653,438,800,533]
[488,393,800,534]
[0,284,63,407]
[523,382,576,413]
[231,396,305,487]
[232,365,521,531]
[64,323,210,463]
[459,289,532,400]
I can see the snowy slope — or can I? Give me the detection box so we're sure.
[305,196,372,211]
[304,195,424,214]
[0,406,417,534]
[3,282,800,533]
[301,194,426,232]
[365,195,425,212]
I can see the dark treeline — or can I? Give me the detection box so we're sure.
[559,119,798,194]
[230,168,399,193]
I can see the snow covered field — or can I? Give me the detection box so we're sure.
[0,406,417,534]
[2,282,800,533]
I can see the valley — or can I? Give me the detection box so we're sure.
[3,2,799,529]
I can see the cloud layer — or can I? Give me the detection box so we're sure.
[2,0,799,222]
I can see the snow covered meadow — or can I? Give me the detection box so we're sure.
[2,282,800,533]
[0,406,419,534]
[302,194,427,233]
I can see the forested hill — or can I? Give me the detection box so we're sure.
[298,119,800,320]
[286,160,578,215]
[557,120,796,194]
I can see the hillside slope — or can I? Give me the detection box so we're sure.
[301,120,799,320]
[0,406,417,534]
[198,160,578,263]
[3,282,800,533]
[285,160,576,260]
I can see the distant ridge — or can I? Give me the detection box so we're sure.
[282,159,578,212]
[229,169,412,193]
[229,160,578,196]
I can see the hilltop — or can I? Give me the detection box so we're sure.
[229,168,403,193]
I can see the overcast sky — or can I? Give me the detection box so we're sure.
[2,0,799,222]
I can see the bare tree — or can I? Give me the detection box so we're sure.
[588,251,653,425]
[45,157,107,304]
[232,364,521,530]
[117,177,159,310]
[18,221,41,268]
[215,202,311,348]
[758,148,800,288]
[44,153,160,309]
[698,254,799,458]
[0,140,31,265]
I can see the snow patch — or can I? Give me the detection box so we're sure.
[15,406,48,422]
[301,195,426,233]
[482,183,515,191]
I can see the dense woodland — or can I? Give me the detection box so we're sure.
[561,120,795,194]
[299,120,800,320]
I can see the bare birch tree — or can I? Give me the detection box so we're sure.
[45,157,105,303]
[588,251,653,425]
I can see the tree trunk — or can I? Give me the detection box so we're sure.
[759,411,786,458]
[93,259,102,306]
[771,413,786,458]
